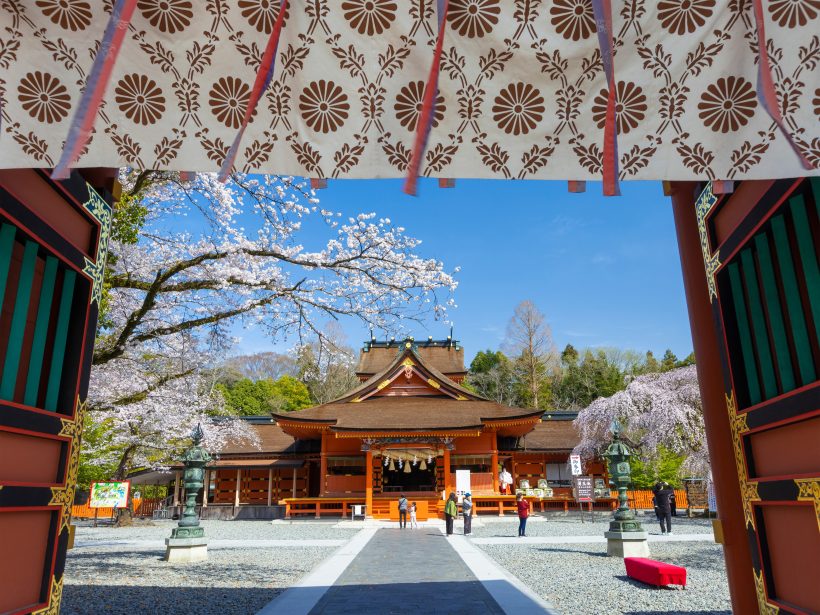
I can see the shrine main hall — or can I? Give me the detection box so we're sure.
[139,336,609,520]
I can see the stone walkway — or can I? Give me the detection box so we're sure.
[260,527,555,615]
[309,528,504,615]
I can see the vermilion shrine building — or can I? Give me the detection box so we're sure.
[184,337,606,521]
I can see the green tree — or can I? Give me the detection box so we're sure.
[629,447,685,489]
[561,344,579,367]
[643,350,660,373]
[270,375,313,412]
[216,376,312,415]
[660,349,679,372]
[466,350,520,405]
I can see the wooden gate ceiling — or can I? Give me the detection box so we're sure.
[1,1,818,187]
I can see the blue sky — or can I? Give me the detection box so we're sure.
[232,178,694,364]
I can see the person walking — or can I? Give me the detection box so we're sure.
[398,493,408,529]
[409,501,418,529]
[653,482,675,535]
[444,492,458,536]
[462,493,473,535]
[516,493,530,537]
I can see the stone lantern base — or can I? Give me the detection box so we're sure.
[164,526,207,563]
[605,529,650,558]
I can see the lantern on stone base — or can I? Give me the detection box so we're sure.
[165,424,211,563]
[602,423,649,558]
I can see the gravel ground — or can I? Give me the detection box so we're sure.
[472,513,715,538]
[62,546,332,615]
[62,520,357,614]
[479,540,731,615]
[74,518,360,542]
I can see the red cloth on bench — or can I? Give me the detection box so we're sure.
[625,557,687,587]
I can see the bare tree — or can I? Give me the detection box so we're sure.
[503,300,557,409]
[297,323,360,404]
[223,352,298,382]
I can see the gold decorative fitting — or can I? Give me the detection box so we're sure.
[32,576,63,615]
[725,392,758,530]
[377,380,391,390]
[695,182,721,302]
[401,358,415,367]
[81,187,113,306]
[795,478,820,532]
[456,395,468,401]
[350,397,362,403]
[427,378,441,389]
[753,569,780,615]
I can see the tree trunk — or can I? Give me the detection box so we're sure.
[113,447,135,527]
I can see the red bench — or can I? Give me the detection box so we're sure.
[624,557,687,588]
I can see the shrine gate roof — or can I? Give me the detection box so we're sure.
[2,2,817,184]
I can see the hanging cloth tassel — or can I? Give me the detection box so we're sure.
[218,0,289,182]
[591,0,620,196]
[52,0,137,180]
[403,0,449,196]
[751,0,812,170]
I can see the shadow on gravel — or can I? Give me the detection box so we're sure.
[536,546,607,557]
[61,584,279,615]
[613,574,684,590]
[623,612,731,615]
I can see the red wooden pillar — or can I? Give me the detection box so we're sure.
[669,181,757,613]
[365,450,373,519]
[320,432,328,496]
[491,431,499,493]
[443,448,452,495]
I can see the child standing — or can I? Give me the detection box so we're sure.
[410,501,418,529]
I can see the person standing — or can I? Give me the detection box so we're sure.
[500,467,513,495]
[444,492,458,536]
[462,493,473,535]
[409,501,418,529]
[653,482,675,535]
[398,493,408,529]
[516,493,530,537]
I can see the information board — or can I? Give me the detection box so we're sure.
[455,470,471,498]
[89,481,130,509]
[573,476,595,503]
[569,455,582,476]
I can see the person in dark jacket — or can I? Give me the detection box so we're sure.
[462,493,473,536]
[653,482,675,535]
[398,494,408,529]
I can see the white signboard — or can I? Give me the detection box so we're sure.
[569,455,583,476]
[455,470,471,499]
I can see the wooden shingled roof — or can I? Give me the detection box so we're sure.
[517,421,581,452]
[274,344,542,437]
[356,343,467,378]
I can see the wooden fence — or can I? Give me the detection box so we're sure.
[623,489,689,509]
[71,497,165,519]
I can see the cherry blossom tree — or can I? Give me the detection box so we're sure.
[573,365,709,477]
[86,171,458,480]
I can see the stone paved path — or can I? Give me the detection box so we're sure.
[308,529,505,615]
